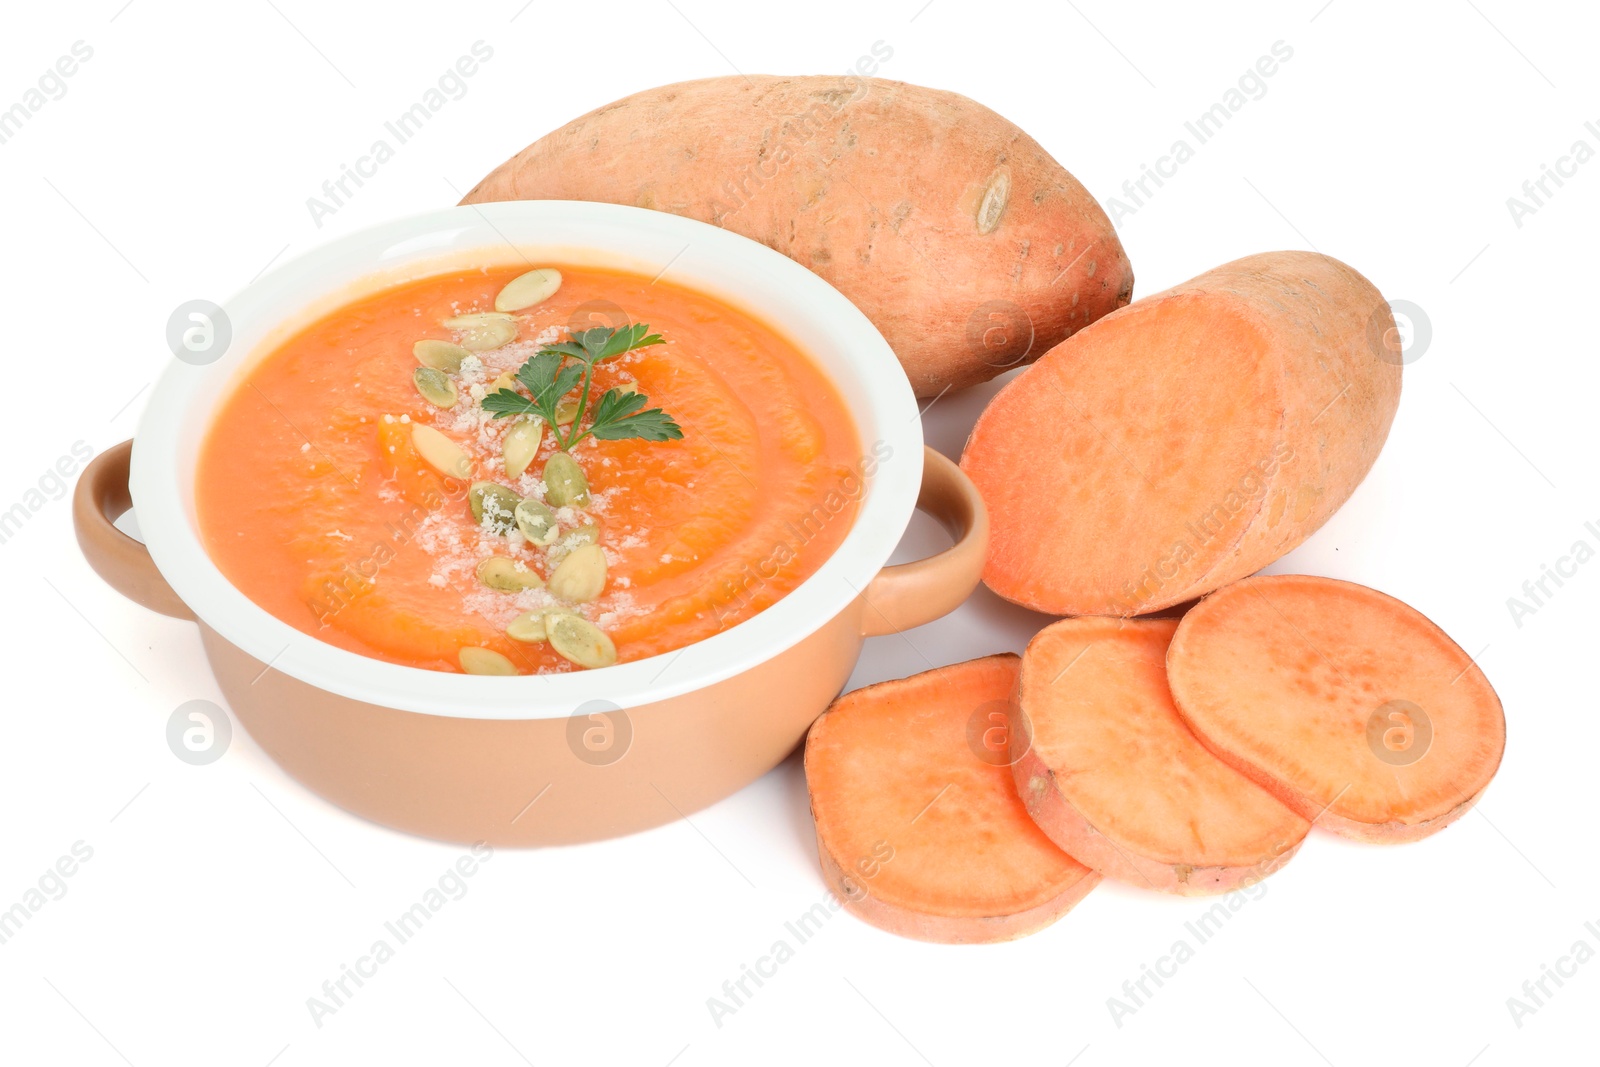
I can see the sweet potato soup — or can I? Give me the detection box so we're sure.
[196,264,864,675]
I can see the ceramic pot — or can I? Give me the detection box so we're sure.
[74,201,987,845]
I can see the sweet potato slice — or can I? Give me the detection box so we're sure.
[959,251,1401,616]
[1015,617,1309,895]
[1166,574,1506,843]
[804,654,1098,943]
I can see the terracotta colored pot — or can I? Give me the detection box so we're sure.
[74,202,986,845]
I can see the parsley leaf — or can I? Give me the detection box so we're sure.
[590,407,683,442]
[480,322,682,450]
[586,387,683,442]
[532,360,586,412]
[598,323,664,360]
[480,389,538,419]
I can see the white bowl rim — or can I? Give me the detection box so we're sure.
[129,201,923,720]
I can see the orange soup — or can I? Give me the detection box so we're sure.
[196,264,865,674]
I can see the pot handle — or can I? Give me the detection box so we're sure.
[859,447,988,638]
[73,440,196,621]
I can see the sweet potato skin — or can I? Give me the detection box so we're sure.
[815,824,1099,944]
[960,251,1402,616]
[462,75,1133,397]
[805,654,1099,944]
[1013,618,1309,895]
[1011,766,1304,893]
[1166,575,1506,843]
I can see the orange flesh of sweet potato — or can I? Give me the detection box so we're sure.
[960,251,1401,616]
[462,75,1133,397]
[804,654,1098,943]
[1015,617,1309,895]
[1166,574,1506,843]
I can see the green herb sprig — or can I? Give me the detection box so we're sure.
[481,324,682,450]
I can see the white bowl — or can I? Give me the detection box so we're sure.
[129,201,923,719]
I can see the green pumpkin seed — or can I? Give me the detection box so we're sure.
[475,556,543,592]
[555,395,580,425]
[495,268,562,312]
[503,416,543,479]
[469,481,522,534]
[459,646,518,675]
[548,543,606,603]
[505,608,556,643]
[413,367,457,408]
[542,452,590,507]
[546,614,617,669]
[444,312,518,351]
[613,380,638,396]
[414,339,470,372]
[514,497,560,546]
[411,424,472,479]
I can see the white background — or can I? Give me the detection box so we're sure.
[2,1,1594,1064]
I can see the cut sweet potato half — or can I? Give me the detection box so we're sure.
[960,251,1401,616]
[804,654,1098,943]
[1167,574,1506,843]
[1015,617,1309,895]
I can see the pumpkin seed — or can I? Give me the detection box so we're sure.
[444,311,516,328]
[411,424,472,479]
[491,370,519,393]
[555,395,580,425]
[505,608,556,643]
[547,522,599,566]
[514,497,560,546]
[548,543,606,603]
[503,416,543,478]
[414,339,470,372]
[546,614,617,669]
[469,481,522,534]
[412,367,457,408]
[444,312,518,351]
[613,380,638,396]
[495,267,562,312]
[459,646,518,675]
[542,452,590,507]
[475,556,543,592]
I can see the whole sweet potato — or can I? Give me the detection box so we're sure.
[463,75,1133,396]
